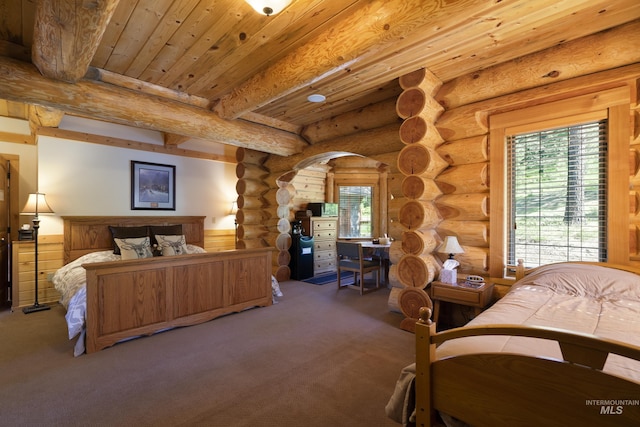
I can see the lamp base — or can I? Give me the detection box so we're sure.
[22,303,51,314]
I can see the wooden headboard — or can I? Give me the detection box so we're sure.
[62,216,206,264]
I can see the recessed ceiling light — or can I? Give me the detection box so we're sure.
[244,0,292,16]
[307,94,326,103]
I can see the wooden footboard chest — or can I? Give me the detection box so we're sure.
[83,248,272,353]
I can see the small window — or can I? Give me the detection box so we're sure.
[507,120,607,268]
[338,186,372,238]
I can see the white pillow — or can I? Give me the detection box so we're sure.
[155,234,189,256]
[114,237,154,260]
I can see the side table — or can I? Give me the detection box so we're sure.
[430,280,494,324]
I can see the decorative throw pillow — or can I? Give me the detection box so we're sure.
[114,237,154,260]
[149,225,183,246]
[109,226,149,255]
[155,234,189,256]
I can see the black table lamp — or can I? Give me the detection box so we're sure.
[21,192,54,314]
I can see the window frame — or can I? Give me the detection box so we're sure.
[489,87,630,278]
[337,185,374,239]
[333,175,381,240]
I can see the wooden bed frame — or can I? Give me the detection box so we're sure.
[62,216,272,353]
[414,262,640,426]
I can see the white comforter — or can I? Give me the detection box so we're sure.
[52,246,206,356]
[387,262,640,426]
[437,263,640,381]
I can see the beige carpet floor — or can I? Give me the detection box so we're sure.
[0,279,414,427]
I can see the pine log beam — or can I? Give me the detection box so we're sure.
[402,229,439,256]
[388,172,405,197]
[388,219,407,242]
[264,123,402,173]
[435,193,489,221]
[435,163,490,195]
[396,254,438,288]
[32,0,120,83]
[399,116,444,147]
[399,68,442,93]
[36,127,235,163]
[436,220,489,248]
[301,98,401,144]
[85,67,212,109]
[436,62,640,141]
[402,175,442,200]
[436,19,640,110]
[0,57,306,156]
[370,151,401,173]
[236,163,269,181]
[399,200,441,230]
[436,136,488,166]
[163,133,190,147]
[397,144,448,178]
[215,0,508,120]
[29,104,64,134]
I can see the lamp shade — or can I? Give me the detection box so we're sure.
[245,0,291,15]
[230,200,238,215]
[437,236,464,256]
[21,193,54,216]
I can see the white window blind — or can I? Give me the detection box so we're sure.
[338,186,372,238]
[507,120,607,268]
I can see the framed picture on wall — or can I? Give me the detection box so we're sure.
[131,161,176,210]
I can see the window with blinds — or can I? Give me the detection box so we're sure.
[507,120,607,268]
[338,186,372,238]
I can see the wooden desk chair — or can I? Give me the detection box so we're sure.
[336,241,381,295]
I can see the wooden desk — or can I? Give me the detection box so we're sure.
[360,241,391,284]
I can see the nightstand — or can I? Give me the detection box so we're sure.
[430,280,494,324]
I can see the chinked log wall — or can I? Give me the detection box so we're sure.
[388,69,446,322]
[259,97,405,281]
[394,67,491,281]
[432,21,640,294]
[235,148,294,282]
[392,21,640,308]
[239,21,640,291]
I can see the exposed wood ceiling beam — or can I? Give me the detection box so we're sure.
[37,127,235,164]
[28,104,64,135]
[32,0,120,83]
[29,105,64,128]
[0,57,307,156]
[163,133,190,147]
[86,67,212,109]
[213,0,491,120]
[26,0,308,155]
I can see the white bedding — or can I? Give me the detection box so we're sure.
[438,263,640,381]
[386,262,640,426]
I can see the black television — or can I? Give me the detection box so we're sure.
[307,203,338,217]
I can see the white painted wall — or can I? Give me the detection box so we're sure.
[0,117,238,236]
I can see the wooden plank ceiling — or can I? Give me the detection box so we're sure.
[0,0,639,157]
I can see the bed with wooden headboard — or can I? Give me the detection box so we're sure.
[57,216,272,354]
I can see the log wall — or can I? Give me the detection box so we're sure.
[235,147,296,282]
[254,23,639,290]
[389,68,444,318]
[261,94,402,281]
[430,23,640,297]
